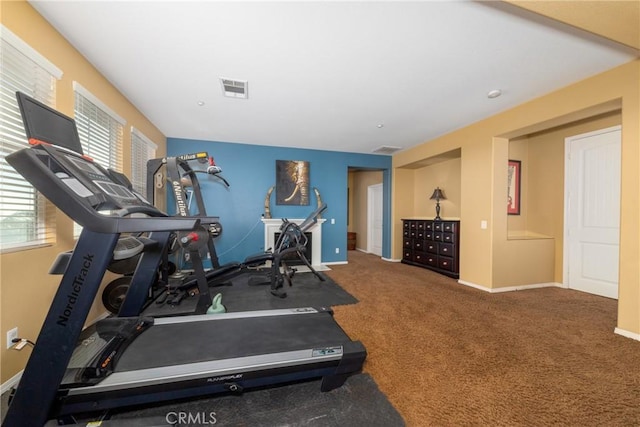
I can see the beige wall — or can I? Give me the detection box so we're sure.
[1,1,167,383]
[507,1,640,50]
[348,170,383,251]
[392,60,639,336]
[413,158,461,220]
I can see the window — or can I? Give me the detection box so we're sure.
[0,26,61,251]
[73,82,125,237]
[131,127,157,198]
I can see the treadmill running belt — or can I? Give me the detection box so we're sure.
[116,312,349,371]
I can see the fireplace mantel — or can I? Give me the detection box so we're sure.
[262,218,326,266]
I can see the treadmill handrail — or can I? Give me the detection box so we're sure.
[6,146,201,234]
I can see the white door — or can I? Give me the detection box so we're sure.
[367,183,383,256]
[564,126,621,299]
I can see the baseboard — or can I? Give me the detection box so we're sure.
[323,261,348,266]
[1,370,22,394]
[458,280,564,293]
[353,248,398,262]
[614,327,640,341]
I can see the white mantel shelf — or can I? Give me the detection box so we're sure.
[262,218,326,267]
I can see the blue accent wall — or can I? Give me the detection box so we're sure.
[167,138,392,265]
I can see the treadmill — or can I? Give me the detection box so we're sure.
[2,93,366,427]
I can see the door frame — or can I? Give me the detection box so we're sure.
[562,125,621,290]
[367,183,383,255]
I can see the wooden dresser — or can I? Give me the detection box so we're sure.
[401,219,460,279]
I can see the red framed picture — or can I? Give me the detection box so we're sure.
[507,160,521,215]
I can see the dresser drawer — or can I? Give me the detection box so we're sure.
[442,232,455,243]
[438,242,454,256]
[425,242,437,254]
[438,256,454,271]
[442,222,457,233]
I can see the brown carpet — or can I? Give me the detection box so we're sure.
[328,251,640,426]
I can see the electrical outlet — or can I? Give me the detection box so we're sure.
[335,247,340,254]
[6,327,18,350]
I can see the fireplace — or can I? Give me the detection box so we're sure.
[273,232,312,266]
[262,217,325,266]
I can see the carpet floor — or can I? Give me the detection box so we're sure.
[328,251,640,426]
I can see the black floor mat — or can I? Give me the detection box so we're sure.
[108,373,405,427]
[212,270,358,312]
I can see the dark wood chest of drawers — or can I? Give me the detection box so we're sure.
[401,219,460,279]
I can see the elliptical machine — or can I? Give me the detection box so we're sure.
[109,152,235,317]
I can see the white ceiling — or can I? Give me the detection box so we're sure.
[29,1,637,155]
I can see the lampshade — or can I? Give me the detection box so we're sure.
[429,187,446,201]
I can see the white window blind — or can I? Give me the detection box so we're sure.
[73,82,124,237]
[131,127,157,197]
[0,26,61,251]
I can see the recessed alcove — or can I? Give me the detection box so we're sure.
[399,148,462,221]
[500,108,622,286]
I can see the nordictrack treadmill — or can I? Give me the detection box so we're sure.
[2,93,366,427]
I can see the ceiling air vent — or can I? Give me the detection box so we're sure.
[220,78,248,99]
[372,145,402,155]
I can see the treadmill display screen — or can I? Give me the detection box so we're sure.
[16,91,84,155]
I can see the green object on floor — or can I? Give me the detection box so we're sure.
[206,293,226,314]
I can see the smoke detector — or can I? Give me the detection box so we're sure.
[372,145,402,155]
[220,78,248,99]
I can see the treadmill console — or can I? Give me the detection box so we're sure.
[35,141,155,213]
[9,92,167,228]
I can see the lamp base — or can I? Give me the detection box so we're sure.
[434,201,442,221]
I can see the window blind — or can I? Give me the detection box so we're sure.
[73,82,124,237]
[0,26,61,251]
[131,127,157,197]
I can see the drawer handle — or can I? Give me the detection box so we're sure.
[416,255,421,260]
[442,261,448,266]
[442,248,448,252]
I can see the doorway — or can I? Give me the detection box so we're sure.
[367,183,383,256]
[564,126,621,299]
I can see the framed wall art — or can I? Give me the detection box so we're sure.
[276,160,310,205]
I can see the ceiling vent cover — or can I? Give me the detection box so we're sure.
[372,145,402,155]
[220,78,248,99]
